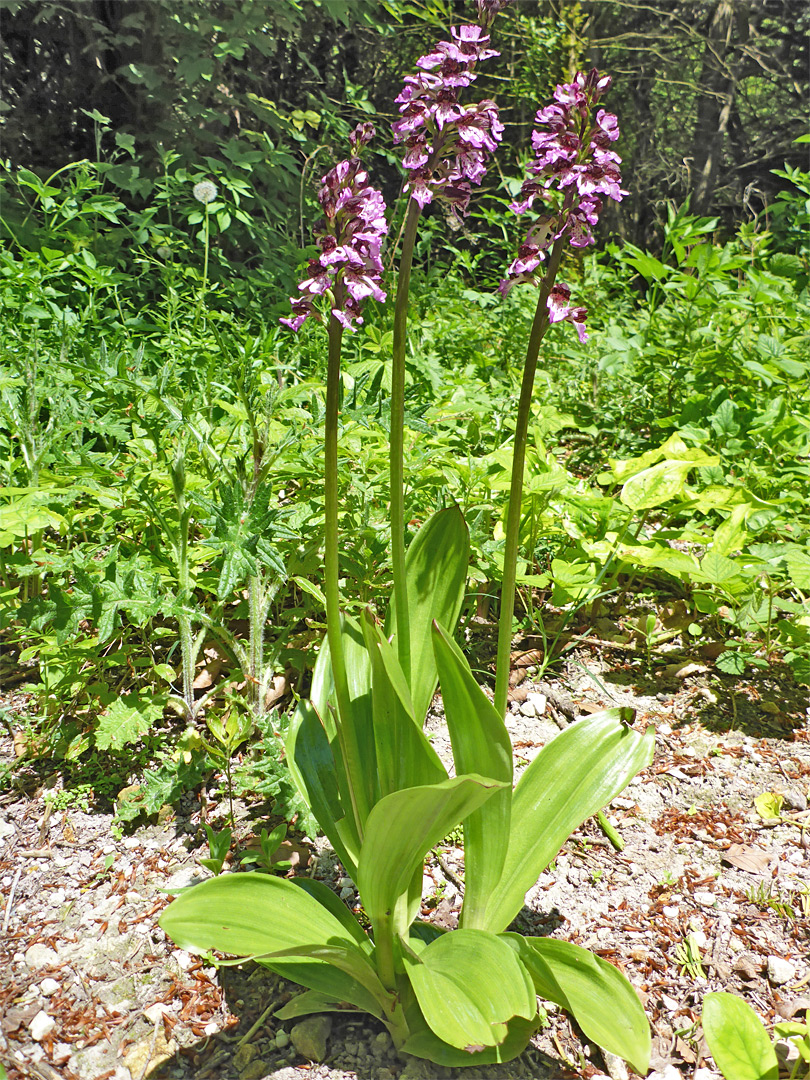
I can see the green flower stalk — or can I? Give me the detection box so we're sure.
[493,69,627,718]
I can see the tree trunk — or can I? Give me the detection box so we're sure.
[690,0,741,216]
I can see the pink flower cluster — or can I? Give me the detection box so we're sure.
[392,24,504,215]
[281,124,388,333]
[500,70,627,341]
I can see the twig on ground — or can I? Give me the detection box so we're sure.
[2,865,22,933]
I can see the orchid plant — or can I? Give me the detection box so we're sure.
[160,4,653,1070]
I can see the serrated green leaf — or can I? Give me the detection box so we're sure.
[96,693,165,750]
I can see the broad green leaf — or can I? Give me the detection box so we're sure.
[481,711,653,933]
[356,775,506,930]
[385,506,470,724]
[694,551,745,588]
[286,699,360,876]
[261,957,385,1020]
[401,1011,536,1066]
[160,873,389,1016]
[431,622,512,929]
[160,872,358,956]
[305,614,377,835]
[504,936,650,1075]
[275,989,366,1020]
[95,693,164,750]
[712,504,751,557]
[620,460,694,510]
[702,992,779,1080]
[404,930,536,1049]
[618,542,698,577]
[290,879,373,955]
[362,611,446,799]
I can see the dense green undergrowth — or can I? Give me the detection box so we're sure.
[1,153,809,820]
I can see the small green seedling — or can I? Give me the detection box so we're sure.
[199,824,232,876]
[675,933,706,979]
[239,824,290,873]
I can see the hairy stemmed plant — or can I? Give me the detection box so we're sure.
[493,68,627,718]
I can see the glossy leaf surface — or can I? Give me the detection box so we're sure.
[702,992,779,1080]
[505,936,650,1075]
[482,710,654,932]
[431,621,512,928]
[385,506,470,723]
[356,775,505,929]
[404,929,536,1049]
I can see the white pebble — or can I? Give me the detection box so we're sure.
[694,891,717,907]
[339,887,354,901]
[40,979,60,997]
[767,955,796,986]
[662,906,679,919]
[30,1011,56,1041]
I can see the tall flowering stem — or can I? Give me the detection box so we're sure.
[493,70,626,719]
[390,19,504,668]
[281,125,387,834]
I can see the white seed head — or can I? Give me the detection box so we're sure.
[193,180,218,205]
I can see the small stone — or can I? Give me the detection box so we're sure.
[527,692,547,715]
[338,876,354,888]
[784,790,808,812]
[662,905,679,919]
[40,978,60,997]
[290,1015,332,1062]
[243,1058,274,1075]
[274,1030,290,1049]
[30,1011,56,1041]
[339,886,354,901]
[693,1070,721,1080]
[242,1062,272,1080]
[52,1042,71,1066]
[233,1043,259,1070]
[603,1049,629,1080]
[661,993,680,1012]
[519,700,537,718]
[647,1068,682,1080]
[372,1031,392,1057]
[767,955,797,986]
[694,891,717,907]
[774,1040,801,1068]
[25,944,59,971]
[143,1002,170,1024]
[173,949,193,971]
[690,930,708,949]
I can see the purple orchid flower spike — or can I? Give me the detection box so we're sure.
[500,69,627,339]
[281,125,388,333]
[392,21,504,215]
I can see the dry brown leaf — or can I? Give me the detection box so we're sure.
[264,674,287,710]
[721,843,775,872]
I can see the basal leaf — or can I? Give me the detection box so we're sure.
[481,711,653,933]
[404,929,536,1049]
[702,992,779,1080]
[431,622,512,929]
[385,506,470,724]
[504,936,650,1075]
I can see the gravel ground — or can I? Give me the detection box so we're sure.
[2,648,809,1080]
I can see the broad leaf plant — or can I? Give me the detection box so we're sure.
[160,1,654,1070]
